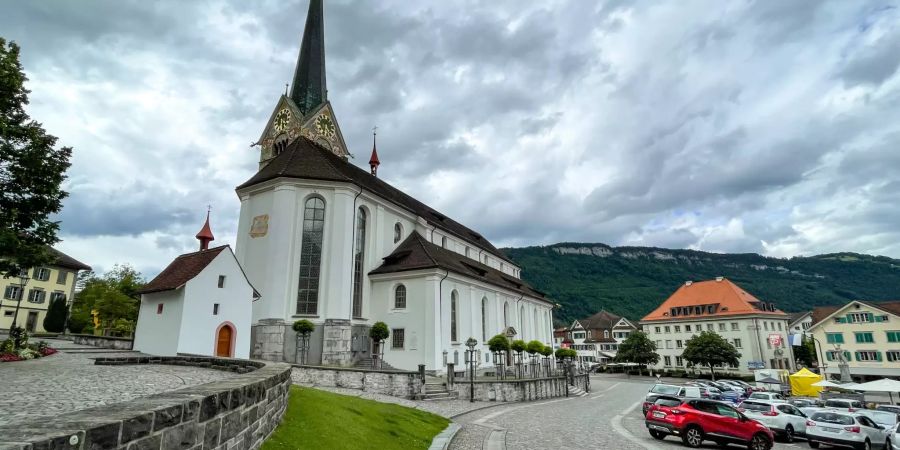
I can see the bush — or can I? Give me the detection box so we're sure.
[369,322,389,342]
[292,319,315,335]
[525,340,543,355]
[510,339,526,353]
[539,345,553,357]
[487,334,510,353]
[67,312,90,333]
[17,347,39,360]
[9,326,28,349]
[0,339,14,353]
[43,295,68,332]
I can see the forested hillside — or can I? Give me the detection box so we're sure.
[503,243,900,325]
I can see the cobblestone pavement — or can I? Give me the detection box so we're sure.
[292,384,501,418]
[450,375,804,450]
[0,339,233,426]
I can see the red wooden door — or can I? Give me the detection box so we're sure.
[216,325,233,357]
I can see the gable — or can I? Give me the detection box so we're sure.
[809,300,900,330]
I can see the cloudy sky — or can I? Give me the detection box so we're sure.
[4,0,900,277]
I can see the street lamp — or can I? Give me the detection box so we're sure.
[465,337,477,403]
[11,271,29,330]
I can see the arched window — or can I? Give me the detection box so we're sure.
[441,236,447,248]
[534,309,539,340]
[466,247,471,258]
[297,197,325,315]
[450,290,458,342]
[604,330,610,339]
[394,284,406,309]
[520,305,525,336]
[481,297,488,341]
[393,222,402,243]
[351,207,366,318]
[503,302,509,328]
[483,254,488,264]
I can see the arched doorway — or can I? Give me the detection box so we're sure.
[215,322,235,357]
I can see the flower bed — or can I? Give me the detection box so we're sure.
[0,327,58,362]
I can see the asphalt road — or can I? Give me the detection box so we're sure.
[451,374,809,450]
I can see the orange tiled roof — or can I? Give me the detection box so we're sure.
[641,278,786,322]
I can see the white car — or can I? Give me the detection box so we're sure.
[890,423,900,450]
[748,391,786,401]
[806,410,890,450]
[739,400,808,442]
[824,398,868,412]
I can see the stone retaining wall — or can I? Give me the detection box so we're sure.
[291,365,423,399]
[72,334,134,350]
[455,374,590,402]
[0,356,292,450]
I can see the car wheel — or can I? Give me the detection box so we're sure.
[862,439,871,450]
[682,425,704,448]
[808,441,820,449]
[747,433,772,450]
[648,430,666,440]
[886,439,891,450]
[783,424,795,443]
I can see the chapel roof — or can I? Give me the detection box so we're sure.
[237,136,514,264]
[137,245,244,295]
[369,231,549,303]
[641,278,787,322]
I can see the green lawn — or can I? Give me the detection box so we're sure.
[262,386,450,450]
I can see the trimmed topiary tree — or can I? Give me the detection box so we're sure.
[539,345,553,357]
[487,334,510,353]
[292,319,315,335]
[510,339,526,354]
[42,295,67,333]
[526,340,543,355]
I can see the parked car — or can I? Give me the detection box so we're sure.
[748,392,786,401]
[824,398,868,412]
[890,423,900,450]
[738,400,809,442]
[876,405,900,415]
[791,398,822,408]
[806,410,890,449]
[685,382,724,400]
[857,410,899,431]
[644,397,774,449]
[721,379,754,396]
[643,384,701,415]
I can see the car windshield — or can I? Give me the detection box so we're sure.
[825,400,850,408]
[811,412,854,425]
[650,385,682,395]
[709,387,721,393]
[858,410,898,427]
[749,393,769,399]
[741,402,772,412]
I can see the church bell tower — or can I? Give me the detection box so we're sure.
[257,0,349,167]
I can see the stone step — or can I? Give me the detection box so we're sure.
[567,386,588,398]
[421,392,458,401]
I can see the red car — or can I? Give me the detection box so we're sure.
[645,396,774,450]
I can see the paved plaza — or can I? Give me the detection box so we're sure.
[0,339,233,426]
[449,374,807,450]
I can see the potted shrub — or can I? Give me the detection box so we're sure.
[369,322,390,369]
[292,320,315,364]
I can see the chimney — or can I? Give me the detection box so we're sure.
[196,209,215,251]
[715,276,724,282]
[685,280,693,286]
[369,126,380,176]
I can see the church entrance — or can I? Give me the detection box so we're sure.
[215,323,234,357]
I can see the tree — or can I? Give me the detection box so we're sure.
[369,322,389,342]
[292,319,315,336]
[487,334,510,353]
[614,330,659,376]
[681,331,741,380]
[539,345,553,357]
[71,265,144,335]
[555,348,576,359]
[794,335,817,368]
[510,339,526,354]
[42,294,67,332]
[526,340,544,355]
[0,38,73,278]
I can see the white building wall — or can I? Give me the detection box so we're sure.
[179,250,254,359]
[133,290,183,356]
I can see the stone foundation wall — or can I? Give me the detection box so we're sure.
[0,356,292,450]
[72,334,134,350]
[292,365,423,399]
[455,374,590,402]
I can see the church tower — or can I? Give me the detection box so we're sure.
[256,0,349,167]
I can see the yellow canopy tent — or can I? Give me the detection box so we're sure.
[790,368,824,397]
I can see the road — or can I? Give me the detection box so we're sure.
[450,374,809,450]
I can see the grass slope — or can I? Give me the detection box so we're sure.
[262,387,449,450]
[503,244,900,324]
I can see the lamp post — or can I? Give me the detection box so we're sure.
[465,337,477,403]
[11,272,30,330]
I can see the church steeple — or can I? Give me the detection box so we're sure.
[290,0,326,115]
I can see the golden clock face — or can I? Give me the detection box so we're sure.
[273,108,291,132]
[315,113,336,138]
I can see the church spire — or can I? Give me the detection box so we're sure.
[290,0,327,115]
[196,208,215,251]
[369,126,380,176]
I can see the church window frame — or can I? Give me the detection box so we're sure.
[450,290,459,343]
[481,297,488,341]
[296,196,326,316]
[394,284,407,309]
[520,305,525,336]
[442,236,448,248]
[352,206,367,319]
[393,222,403,243]
[503,302,509,328]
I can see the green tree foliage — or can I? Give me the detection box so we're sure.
[292,319,315,335]
[539,345,553,357]
[70,265,144,335]
[0,39,73,278]
[555,348,576,359]
[681,331,741,380]
[794,335,817,367]
[503,244,900,323]
[614,330,659,375]
[369,322,389,342]
[525,340,544,355]
[487,334,510,353]
[42,293,67,332]
[510,339,526,354]
[67,312,89,334]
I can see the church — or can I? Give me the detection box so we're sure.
[235,0,554,372]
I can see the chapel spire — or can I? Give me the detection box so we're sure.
[290,0,327,115]
[196,209,215,251]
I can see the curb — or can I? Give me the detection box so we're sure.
[428,423,461,450]
[449,402,510,419]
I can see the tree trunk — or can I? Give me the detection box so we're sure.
[709,364,716,381]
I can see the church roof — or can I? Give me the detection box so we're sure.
[290,0,326,115]
[237,136,514,264]
[370,231,549,303]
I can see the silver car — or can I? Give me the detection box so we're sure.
[806,410,890,450]
[738,400,808,442]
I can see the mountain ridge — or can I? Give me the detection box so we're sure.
[502,243,900,325]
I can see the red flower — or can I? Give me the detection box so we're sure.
[0,353,23,362]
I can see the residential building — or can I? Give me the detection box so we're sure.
[560,310,637,366]
[134,215,258,358]
[789,311,812,337]
[641,278,794,375]
[1,247,91,333]
[808,300,900,381]
[237,0,553,372]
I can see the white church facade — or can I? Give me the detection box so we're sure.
[234,0,554,372]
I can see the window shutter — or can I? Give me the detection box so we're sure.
[876,352,883,362]
[3,286,9,298]
[836,317,847,323]
[846,314,855,323]
[875,315,885,323]
[844,351,851,361]
[854,351,860,361]
[826,352,834,361]
[866,313,874,322]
